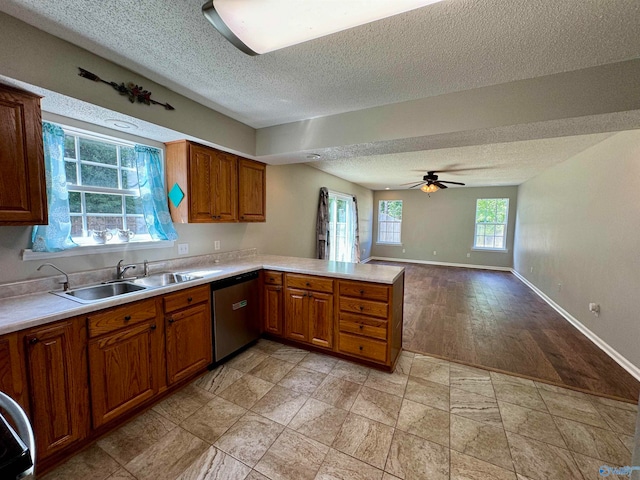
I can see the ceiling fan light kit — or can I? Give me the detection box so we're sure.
[202,0,444,55]
[420,183,439,193]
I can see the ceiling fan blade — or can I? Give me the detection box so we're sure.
[434,182,448,189]
[408,182,425,189]
[400,181,422,186]
[438,180,465,185]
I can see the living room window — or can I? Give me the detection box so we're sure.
[63,130,153,245]
[474,198,509,250]
[377,200,403,244]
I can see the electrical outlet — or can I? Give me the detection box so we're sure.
[589,303,600,317]
[433,251,437,256]
[402,249,406,253]
[214,240,220,251]
[530,267,534,273]
[557,283,562,292]
[178,243,189,255]
[466,253,471,258]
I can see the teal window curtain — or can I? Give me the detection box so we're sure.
[134,145,178,241]
[31,122,76,252]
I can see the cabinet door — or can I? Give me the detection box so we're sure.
[0,332,28,412]
[264,284,283,336]
[285,288,308,343]
[188,144,217,222]
[25,320,89,460]
[238,158,265,222]
[212,151,238,221]
[89,321,159,428]
[308,291,334,349]
[166,303,212,385]
[0,85,47,225]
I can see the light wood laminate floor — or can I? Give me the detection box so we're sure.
[372,261,640,403]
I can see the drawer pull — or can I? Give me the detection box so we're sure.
[124,315,131,322]
[187,297,193,303]
[359,305,364,311]
[29,337,39,345]
[306,282,310,287]
[359,325,364,330]
[269,277,274,282]
[359,345,364,351]
[360,290,365,295]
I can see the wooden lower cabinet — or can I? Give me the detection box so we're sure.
[165,286,212,385]
[0,332,28,412]
[262,271,284,335]
[89,319,160,428]
[24,319,89,460]
[274,273,404,370]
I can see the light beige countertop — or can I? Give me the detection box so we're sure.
[0,254,404,336]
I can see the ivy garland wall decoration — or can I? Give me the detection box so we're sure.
[78,68,175,110]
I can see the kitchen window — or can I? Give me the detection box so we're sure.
[63,130,153,245]
[473,198,509,250]
[377,200,402,244]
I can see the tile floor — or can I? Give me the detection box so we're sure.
[42,340,638,480]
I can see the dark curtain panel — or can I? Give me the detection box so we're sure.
[316,187,329,259]
[353,195,360,263]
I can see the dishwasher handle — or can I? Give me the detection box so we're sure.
[0,391,35,478]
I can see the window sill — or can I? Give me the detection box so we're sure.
[471,247,509,253]
[376,242,403,246]
[22,240,175,261]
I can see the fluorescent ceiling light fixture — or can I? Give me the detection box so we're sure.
[202,0,444,55]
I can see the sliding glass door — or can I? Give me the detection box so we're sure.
[328,192,356,262]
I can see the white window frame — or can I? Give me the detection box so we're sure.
[473,198,509,252]
[377,200,403,245]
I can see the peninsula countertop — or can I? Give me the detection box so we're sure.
[0,255,404,336]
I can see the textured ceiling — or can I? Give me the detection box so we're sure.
[1,0,639,189]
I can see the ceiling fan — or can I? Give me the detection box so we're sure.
[403,171,465,192]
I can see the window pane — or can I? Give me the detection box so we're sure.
[485,236,495,248]
[126,216,147,234]
[70,216,83,237]
[476,225,485,236]
[125,196,144,214]
[87,216,123,231]
[69,192,81,213]
[476,235,483,246]
[122,169,139,189]
[64,135,76,159]
[65,161,77,184]
[495,225,504,236]
[485,224,495,235]
[85,193,123,214]
[79,138,117,165]
[81,164,118,188]
[495,237,504,248]
[120,146,136,168]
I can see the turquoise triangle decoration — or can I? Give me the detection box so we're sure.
[168,183,185,207]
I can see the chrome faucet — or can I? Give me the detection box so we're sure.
[143,259,150,277]
[116,259,137,279]
[37,263,70,291]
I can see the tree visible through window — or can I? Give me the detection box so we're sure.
[474,198,509,250]
[63,131,152,244]
[378,200,402,244]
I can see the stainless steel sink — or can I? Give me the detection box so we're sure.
[131,272,200,288]
[54,282,147,304]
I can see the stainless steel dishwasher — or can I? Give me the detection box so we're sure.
[211,271,260,362]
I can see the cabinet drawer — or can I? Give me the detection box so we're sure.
[339,297,388,319]
[164,285,210,313]
[338,333,387,363]
[286,274,334,293]
[339,313,387,341]
[339,281,389,302]
[264,271,283,285]
[88,299,157,338]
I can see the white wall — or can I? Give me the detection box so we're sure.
[372,187,518,268]
[514,130,640,368]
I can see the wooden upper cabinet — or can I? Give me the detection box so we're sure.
[0,84,47,225]
[165,140,265,224]
[24,319,89,460]
[238,158,266,222]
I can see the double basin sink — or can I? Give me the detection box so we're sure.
[55,272,202,304]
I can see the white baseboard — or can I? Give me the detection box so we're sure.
[369,256,512,272]
[512,269,640,383]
